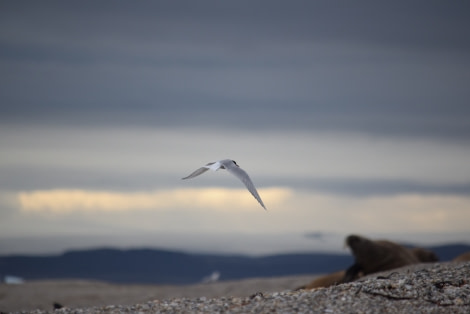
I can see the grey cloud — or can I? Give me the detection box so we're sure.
[3,164,469,198]
[1,1,469,139]
[272,177,470,198]
[2,1,469,51]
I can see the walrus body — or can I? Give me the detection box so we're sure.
[296,270,346,290]
[342,235,430,282]
[453,252,470,262]
[410,247,439,263]
[295,234,439,290]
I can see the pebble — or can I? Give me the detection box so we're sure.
[12,262,470,314]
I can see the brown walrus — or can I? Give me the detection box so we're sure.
[342,235,437,283]
[296,235,440,290]
[410,247,439,263]
[453,251,470,262]
[297,246,438,289]
[295,270,346,290]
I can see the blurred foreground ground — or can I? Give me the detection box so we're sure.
[0,274,314,312]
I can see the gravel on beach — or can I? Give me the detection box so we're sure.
[14,262,470,314]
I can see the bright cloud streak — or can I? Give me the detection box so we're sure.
[14,188,470,235]
[17,187,293,213]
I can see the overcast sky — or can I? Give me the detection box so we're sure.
[1,1,470,255]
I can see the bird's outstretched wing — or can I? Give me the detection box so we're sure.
[225,165,266,210]
[182,162,217,180]
[182,167,210,180]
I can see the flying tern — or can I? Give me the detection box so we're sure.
[182,159,266,210]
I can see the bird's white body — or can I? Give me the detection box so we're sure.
[182,159,266,210]
[206,161,222,171]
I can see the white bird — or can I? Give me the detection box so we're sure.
[182,159,266,210]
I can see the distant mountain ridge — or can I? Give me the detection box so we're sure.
[1,244,468,285]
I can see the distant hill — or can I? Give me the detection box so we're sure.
[0,249,352,284]
[1,244,468,284]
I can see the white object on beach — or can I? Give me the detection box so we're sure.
[201,271,221,283]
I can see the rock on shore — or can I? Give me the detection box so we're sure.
[14,262,470,313]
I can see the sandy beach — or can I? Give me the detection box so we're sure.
[0,274,315,313]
